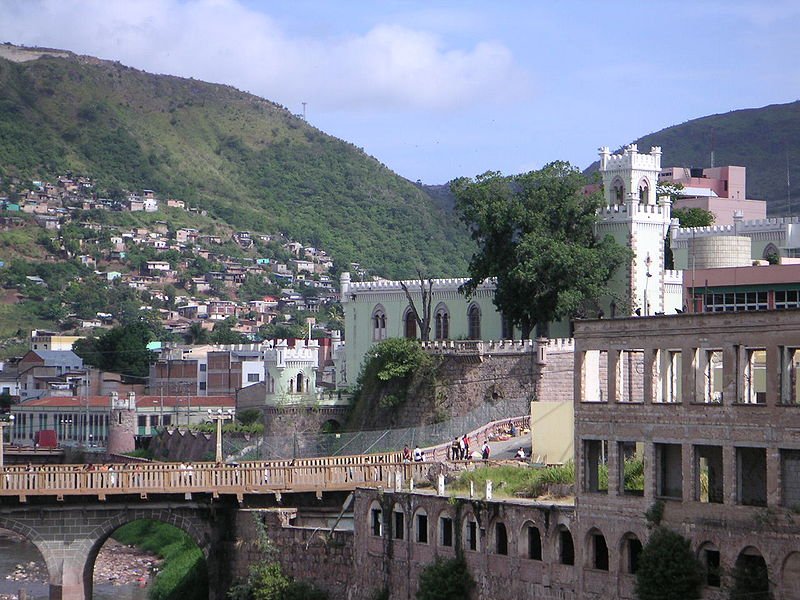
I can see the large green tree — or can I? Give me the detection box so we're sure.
[73,321,157,378]
[635,527,704,600]
[452,162,630,337]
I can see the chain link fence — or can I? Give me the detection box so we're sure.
[223,396,530,461]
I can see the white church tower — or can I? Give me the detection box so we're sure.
[596,144,682,316]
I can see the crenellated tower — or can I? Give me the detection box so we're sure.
[596,145,681,315]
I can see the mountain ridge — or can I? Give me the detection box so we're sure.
[0,43,473,279]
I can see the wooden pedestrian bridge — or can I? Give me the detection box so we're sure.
[0,453,435,501]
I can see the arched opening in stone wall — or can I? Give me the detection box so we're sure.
[619,532,643,575]
[519,521,542,561]
[731,546,771,600]
[91,519,208,600]
[781,551,800,597]
[0,526,49,599]
[321,419,341,433]
[586,527,609,571]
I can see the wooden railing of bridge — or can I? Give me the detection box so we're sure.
[0,454,433,500]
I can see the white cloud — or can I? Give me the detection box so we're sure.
[0,0,530,112]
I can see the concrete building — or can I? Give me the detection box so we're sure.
[659,165,766,225]
[340,272,513,386]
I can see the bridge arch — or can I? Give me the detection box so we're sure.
[0,504,219,600]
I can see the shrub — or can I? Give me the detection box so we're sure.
[417,556,475,600]
[635,527,703,600]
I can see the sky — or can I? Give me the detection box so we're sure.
[1,0,799,184]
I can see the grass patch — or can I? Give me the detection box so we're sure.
[452,462,575,499]
[113,520,207,600]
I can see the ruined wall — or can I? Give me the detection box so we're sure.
[231,508,353,600]
[351,489,577,600]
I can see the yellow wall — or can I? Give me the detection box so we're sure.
[531,400,574,465]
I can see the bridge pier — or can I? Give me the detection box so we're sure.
[40,554,89,600]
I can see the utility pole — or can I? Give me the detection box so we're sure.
[208,409,234,463]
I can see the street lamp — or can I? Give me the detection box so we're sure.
[207,408,234,463]
[0,414,15,469]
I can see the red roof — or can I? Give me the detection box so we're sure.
[21,395,236,408]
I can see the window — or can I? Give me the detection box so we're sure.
[780,347,800,404]
[659,350,682,403]
[592,532,609,571]
[163,415,172,426]
[704,350,723,403]
[776,290,800,309]
[404,310,417,339]
[439,517,453,547]
[703,291,768,313]
[416,512,428,544]
[434,304,450,340]
[620,442,644,496]
[695,445,723,503]
[465,519,478,551]
[372,305,387,341]
[371,507,382,537]
[656,443,682,499]
[743,349,766,404]
[495,523,508,555]
[247,373,260,383]
[737,447,767,506]
[393,509,405,540]
[467,304,481,340]
[584,439,608,493]
[199,382,207,391]
[526,525,542,560]
[559,529,575,565]
[701,545,721,587]
[624,536,643,574]
[137,415,147,427]
[200,364,207,372]
[501,315,514,340]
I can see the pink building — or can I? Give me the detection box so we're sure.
[660,165,766,225]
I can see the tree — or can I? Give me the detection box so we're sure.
[635,527,704,600]
[185,322,210,345]
[416,556,475,600]
[210,317,248,344]
[452,162,630,337]
[73,321,157,379]
[672,207,715,228]
[399,270,434,341]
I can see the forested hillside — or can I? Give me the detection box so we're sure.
[0,45,472,278]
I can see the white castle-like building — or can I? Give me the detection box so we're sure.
[596,144,683,317]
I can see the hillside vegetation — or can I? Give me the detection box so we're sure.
[586,101,800,215]
[0,46,472,278]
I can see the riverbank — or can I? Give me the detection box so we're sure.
[0,530,161,599]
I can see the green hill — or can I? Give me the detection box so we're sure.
[0,44,472,278]
[586,101,800,215]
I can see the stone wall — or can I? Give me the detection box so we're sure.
[350,489,577,600]
[231,508,353,600]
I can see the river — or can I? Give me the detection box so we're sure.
[0,532,157,600]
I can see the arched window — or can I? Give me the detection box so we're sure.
[295,373,304,394]
[620,533,643,574]
[698,541,721,587]
[468,304,481,340]
[495,522,508,555]
[521,522,542,560]
[434,303,450,340]
[404,310,417,339]
[372,305,387,341]
[763,243,780,263]
[501,315,514,340]
[612,178,625,204]
[559,527,575,565]
[462,514,480,552]
[638,178,650,203]
[734,547,770,598]
[369,500,383,537]
[438,511,454,547]
[587,528,609,571]
[414,508,428,544]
